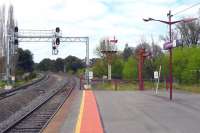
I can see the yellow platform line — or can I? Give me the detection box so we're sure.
[75,90,85,133]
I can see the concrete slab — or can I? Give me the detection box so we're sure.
[94,90,200,133]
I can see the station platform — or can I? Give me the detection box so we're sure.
[42,90,103,133]
[43,89,200,133]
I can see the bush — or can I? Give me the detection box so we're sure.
[122,57,137,80]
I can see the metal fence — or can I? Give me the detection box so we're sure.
[80,77,167,91]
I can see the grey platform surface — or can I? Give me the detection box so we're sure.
[60,90,82,133]
[94,90,200,133]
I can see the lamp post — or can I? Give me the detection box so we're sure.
[143,10,197,100]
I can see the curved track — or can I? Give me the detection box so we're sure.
[0,74,47,101]
[0,73,77,133]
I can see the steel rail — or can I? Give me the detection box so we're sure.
[1,77,76,133]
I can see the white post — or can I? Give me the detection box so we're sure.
[156,65,162,94]
[108,63,111,80]
[6,32,11,83]
[86,37,90,85]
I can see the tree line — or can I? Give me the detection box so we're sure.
[93,10,200,84]
[92,40,163,80]
[36,55,84,73]
[15,48,84,77]
[93,44,200,85]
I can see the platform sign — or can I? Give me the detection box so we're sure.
[89,71,93,79]
[163,40,183,50]
[102,75,107,79]
[163,42,173,50]
[154,71,158,79]
[11,76,15,81]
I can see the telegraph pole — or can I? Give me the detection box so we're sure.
[168,10,173,100]
[138,49,144,90]
[143,10,197,100]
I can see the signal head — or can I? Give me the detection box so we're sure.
[14,26,18,32]
[56,27,60,33]
[55,38,60,45]
[52,45,56,50]
[14,39,18,45]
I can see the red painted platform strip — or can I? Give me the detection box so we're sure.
[80,90,103,133]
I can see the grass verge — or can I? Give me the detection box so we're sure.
[0,72,39,89]
[173,83,200,93]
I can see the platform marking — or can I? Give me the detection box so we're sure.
[75,90,85,133]
[80,90,104,133]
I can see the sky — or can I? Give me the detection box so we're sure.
[0,0,200,62]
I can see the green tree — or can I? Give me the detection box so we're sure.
[122,57,137,80]
[122,44,134,60]
[16,48,34,73]
[155,54,168,80]
[64,55,84,73]
[112,56,124,78]
[55,58,64,72]
[37,56,84,73]
[92,59,107,77]
[179,47,200,84]
[37,58,55,71]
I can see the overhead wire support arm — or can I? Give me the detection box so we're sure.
[14,28,90,86]
[17,29,59,42]
[60,37,89,42]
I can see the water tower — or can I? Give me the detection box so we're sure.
[100,36,118,80]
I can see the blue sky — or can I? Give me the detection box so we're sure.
[0,0,200,62]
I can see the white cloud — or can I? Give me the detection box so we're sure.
[0,0,199,62]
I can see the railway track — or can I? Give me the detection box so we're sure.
[0,74,48,101]
[2,76,76,133]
